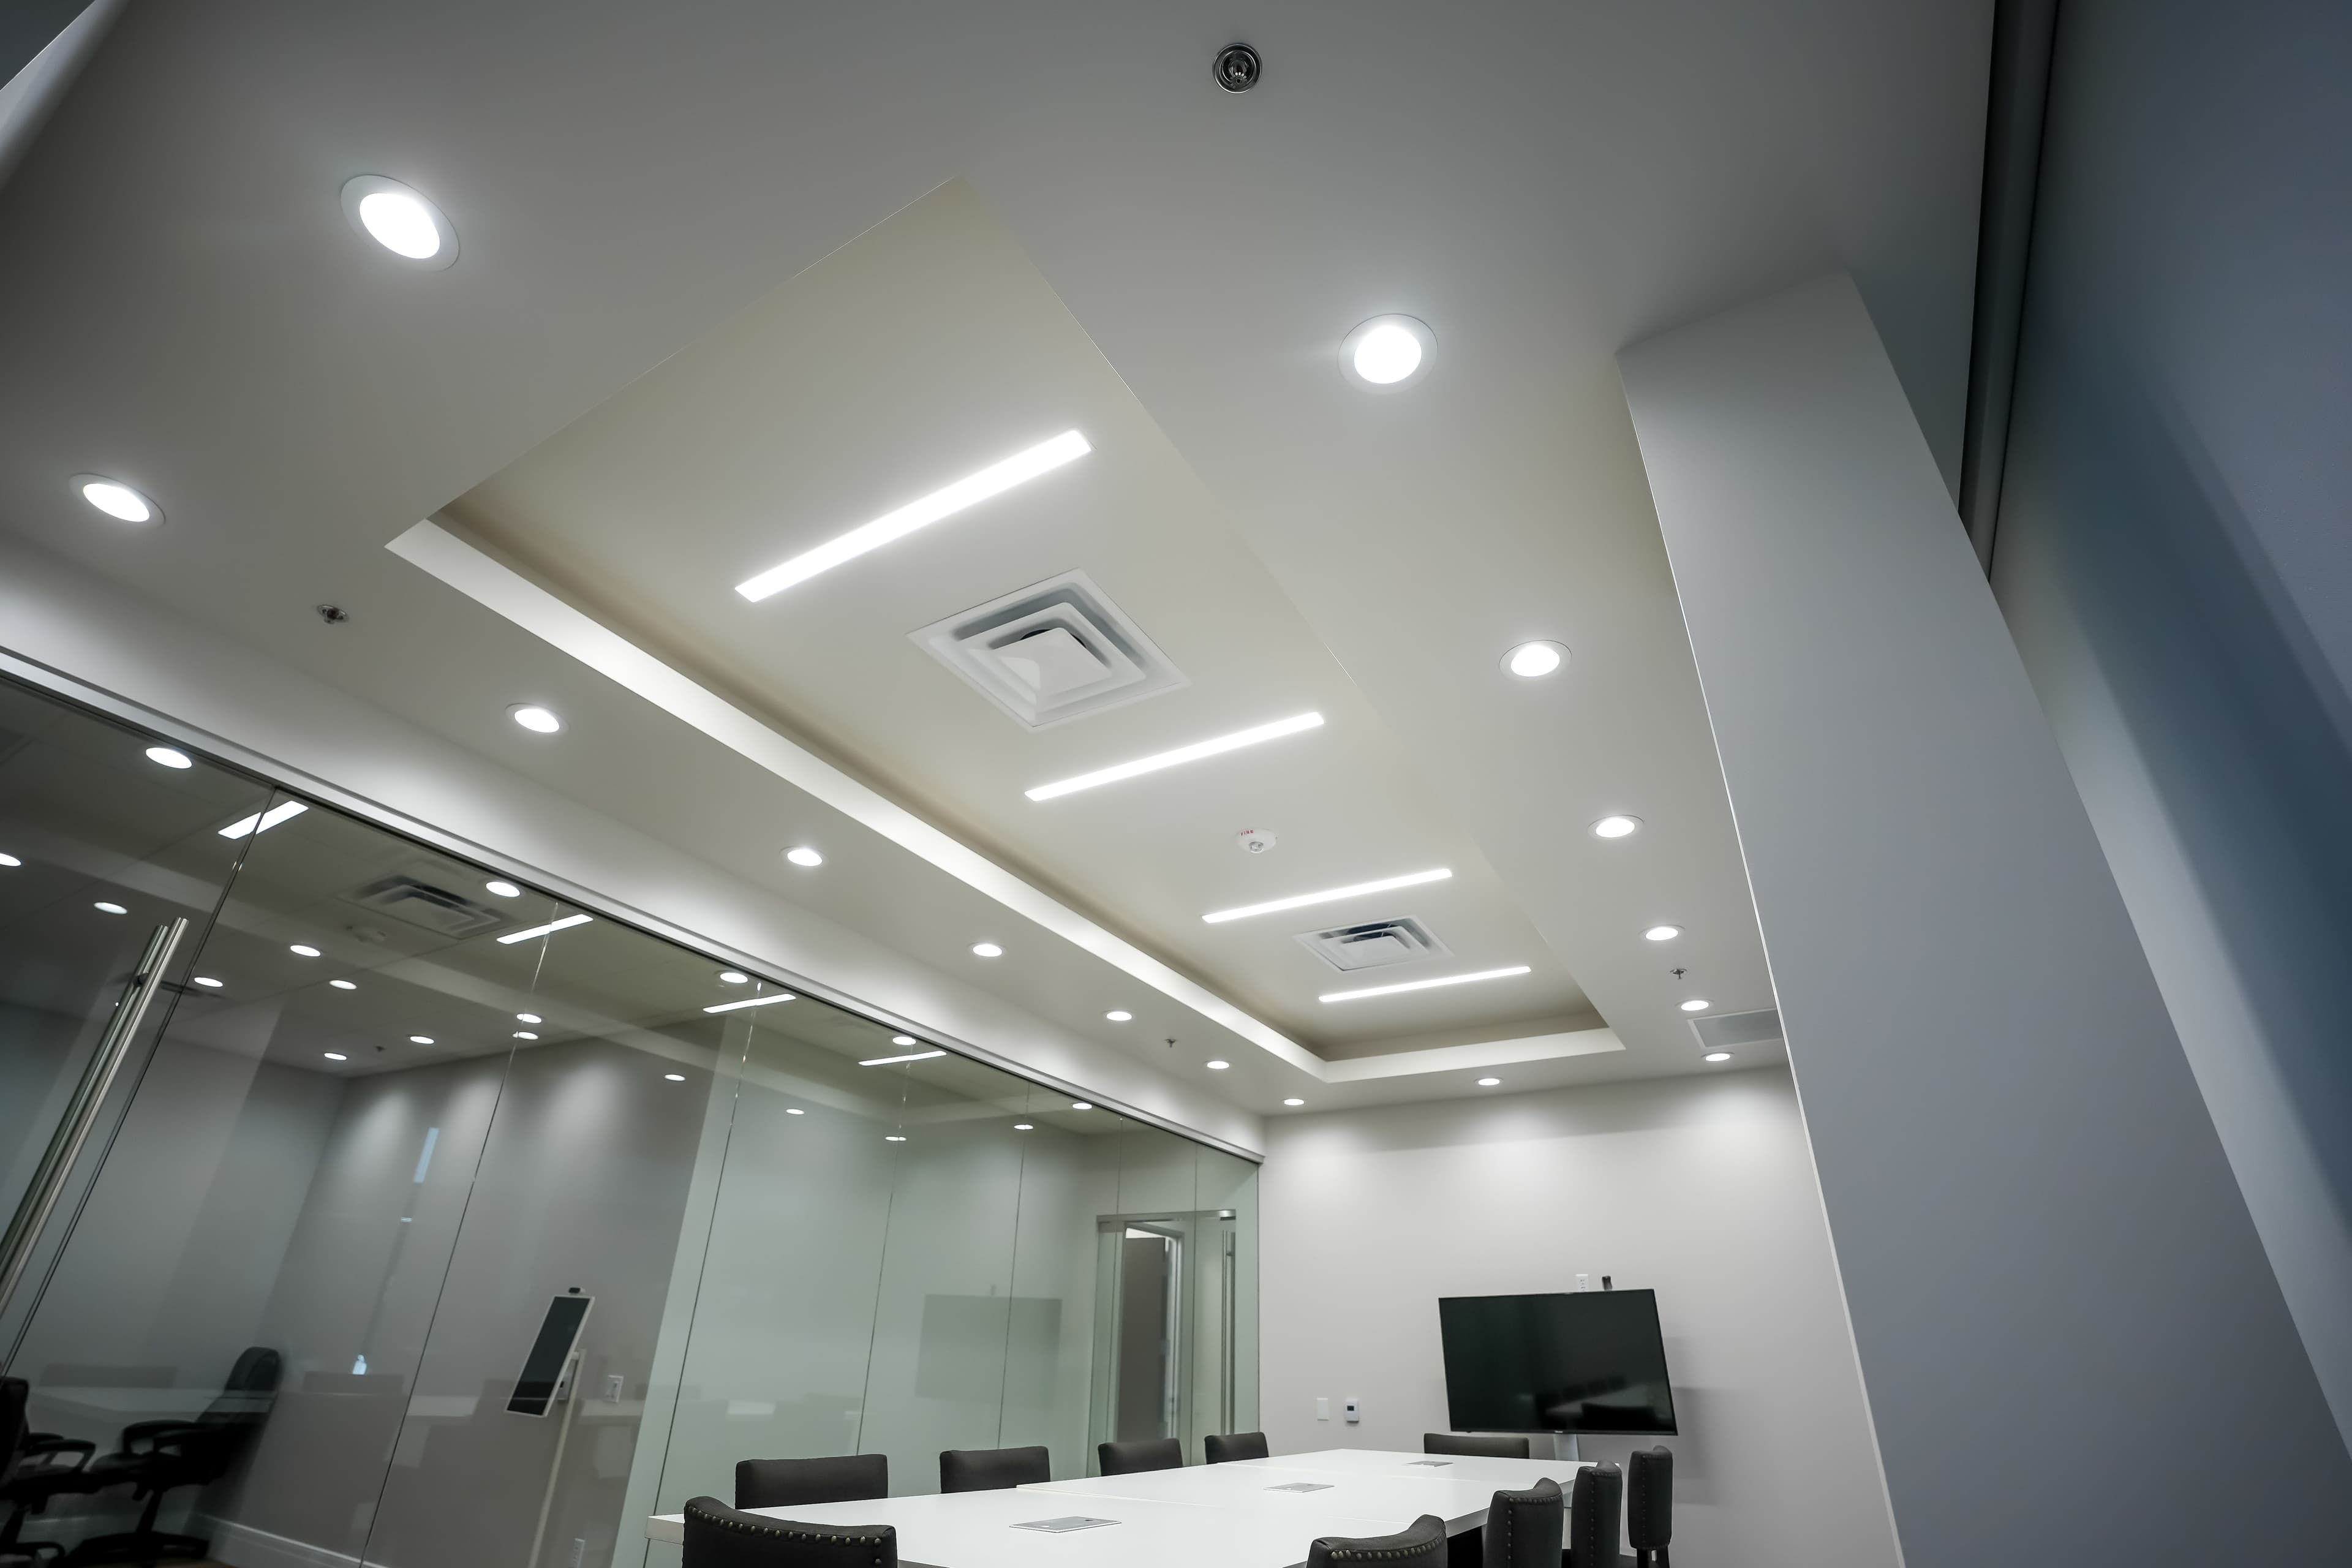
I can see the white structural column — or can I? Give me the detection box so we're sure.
[1619,274,2352,1565]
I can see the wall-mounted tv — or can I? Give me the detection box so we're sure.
[1438,1290,1678,1435]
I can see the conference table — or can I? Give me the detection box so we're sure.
[645,1447,1588,1568]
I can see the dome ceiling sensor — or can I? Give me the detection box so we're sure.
[1214,42,1261,92]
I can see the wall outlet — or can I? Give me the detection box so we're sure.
[1575,1273,1591,1292]
[604,1373,624,1402]
[1343,1396,1361,1424]
[1316,1396,1331,1421]
[567,1539,586,1568]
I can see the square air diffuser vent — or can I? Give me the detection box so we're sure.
[342,873,510,938]
[1691,1008,1783,1050]
[911,570,1187,730]
[1294,918,1451,972]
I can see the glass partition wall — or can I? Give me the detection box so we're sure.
[0,674,1257,1568]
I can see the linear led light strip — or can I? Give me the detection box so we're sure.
[734,431,1091,601]
[496,913,592,944]
[1027,712,1324,802]
[218,801,308,839]
[1319,965,1532,1005]
[704,992,796,1014]
[1202,867,1451,924]
[859,1049,946,1066]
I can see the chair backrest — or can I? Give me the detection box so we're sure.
[1626,1446,1673,1551]
[736,1454,888,1510]
[1567,1463,1623,1568]
[938,1445,1050,1493]
[1422,1431,1531,1459]
[683,1496,895,1568]
[1098,1436,1182,1476]
[200,1346,283,1428]
[1308,1514,1447,1568]
[1480,1477,1561,1568]
[1204,1430,1270,1464]
[1,1376,28,1477]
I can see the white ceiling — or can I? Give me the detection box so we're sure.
[0,1,1993,1112]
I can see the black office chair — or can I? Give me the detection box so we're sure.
[1424,1433,1531,1460]
[1567,1463,1622,1568]
[683,1496,895,1568]
[1624,1447,1671,1567]
[1204,1431,1270,1464]
[1,1373,95,1563]
[736,1455,888,1510]
[1098,1437,1182,1476]
[1482,1477,1561,1568]
[938,1445,1049,1492]
[49,1346,281,1566]
[1309,1515,1448,1568]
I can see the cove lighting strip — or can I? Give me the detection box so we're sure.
[1319,965,1532,1004]
[497,913,592,944]
[219,800,309,839]
[704,993,796,1014]
[1026,712,1324,802]
[734,431,1091,601]
[859,1049,947,1066]
[1202,867,1452,924]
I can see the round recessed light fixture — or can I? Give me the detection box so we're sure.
[971,942,1003,959]
[1477,1077,1502,1088]
[74,475,162,527]
[1344,314,1434,390]
[1591,815,1641,839]
[1283,1097,1305,1107]
[784,846,823,868]
[0,852,20,867]
[1071,1101,1093,1112]
[1680,999,1709,1013]
[193,976,224,989]
[1704,1050,1732,1063]
[785,1107,804,1115]
[330,978,358,991]
[892,1035,917,1047]
[323,1052,348,1062]
[1644,925,1682,942]
[718,970,749,985]
[509,704,562,735]
[484,879,522,899]
[665,1072,686,1082]
[341,175,458,268]
[288,943,321,957]
[145,745,193,769]
[1502,641,1569,679]
[409,1035,434,1045]
[516,1012,543,1024]
[884,1134,907,1143]
[513,1031,538,1040]
[1205,1059,1231,1071]
[1014,1121,1035,1131]
[1105,1010,1133,1023]
[94,900,127,914]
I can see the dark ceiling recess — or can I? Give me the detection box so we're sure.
[1213,43,1261,93]
[1956,0,2062,574]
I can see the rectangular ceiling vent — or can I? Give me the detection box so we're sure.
[342,873,510,938]
[911,569,1188,730]
[1294,917,1451,972]
[1691,1008,1783,1050]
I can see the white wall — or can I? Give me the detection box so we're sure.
[1259,1068,1896,1568]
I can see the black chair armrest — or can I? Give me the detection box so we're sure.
[115,1420,205,1454]
[22,1433,99,1468]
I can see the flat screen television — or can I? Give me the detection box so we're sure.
[1438,1290,1678,1435]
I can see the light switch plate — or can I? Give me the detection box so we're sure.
[1316,1397,1331,1420]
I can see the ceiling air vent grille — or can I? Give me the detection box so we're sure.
[1691,1008,1783,1050]
[911,570,1187,730]
[1294,917,1451,972]
[342,873,510,938]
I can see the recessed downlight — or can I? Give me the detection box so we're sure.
[0,853,20,867]
[717,971,749,985]
[1014,1122,1035,1131]
[1027,712,1325,802]
[484,879,522,899]
[75,475,162,526]
[516,1012,543,1023]
[1071,1101,1093,1112]
[1105,1010,1133,1023]
[784,846,824,868]
[1476,1077,1502,1088]
[1319,965,1532,1004]
[341,175,457,268]
[323,1052,348,1062]
[409,1035,434,1045]
[665,1072,687,1082]
[785,1107,804,1115]
[193,976,223,989]
[145,746,192,769]
[1502,641,1569,679]
[1704,1051,1733,1063]
[736,431,1091,601]
[1680,999,1710,1013]
[1283,1098,1305,1107]
[1343,315,1434,389]
[93,900,127,914]
[514,1031,538,1040]
[289,944,322,957]
[971,942,1003,959]
[1644,925,1682,942]
[330,979,358,991]
[1591,815,1641,839]
[892,1035,917,1046]
[510,705,562,735]
[1205,1060,1231,1071]
[884,1134,908,1143]
[1202,867,1452,924]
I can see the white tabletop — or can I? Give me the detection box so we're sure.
[645,1488,1403,1568]
[1234,1449,1588,1492]
[1022,1462,1525,1533]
